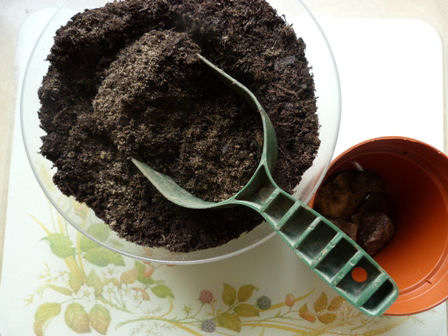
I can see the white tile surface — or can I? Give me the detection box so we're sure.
[320,18,444,155]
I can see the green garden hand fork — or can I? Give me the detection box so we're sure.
[132,54,398,316]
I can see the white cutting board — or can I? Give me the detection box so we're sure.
[323,17,444,154]
[0,11,445,336]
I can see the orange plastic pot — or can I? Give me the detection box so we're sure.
[312,137,448,315]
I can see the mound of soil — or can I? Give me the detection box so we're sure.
[38,0,319,252]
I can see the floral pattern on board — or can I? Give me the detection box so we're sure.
[26,199,411,336]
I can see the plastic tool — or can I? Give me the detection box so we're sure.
[132,54,398,316]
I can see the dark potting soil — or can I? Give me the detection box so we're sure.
[92,30,263,202]
[38,0,319,252]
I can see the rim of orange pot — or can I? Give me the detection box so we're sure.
[311,136,448,315]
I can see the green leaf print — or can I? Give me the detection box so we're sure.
[68,273,83,293]
[80,224,111,252]
[217,313,241,332]
[65,303,91,333]
[84,246,125,267]
[86,270,103,296]
[89,304,111,335]
[222,283,236,306]
[33,303,61,336]
[234,303,259,317]
[237,284,257,302]
[80,236,98,253]
[42,234,75,258]
[151,285,174,298]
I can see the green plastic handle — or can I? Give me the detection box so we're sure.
[132,54,399,316]
[233,164,399,316]
[134,156,399,316]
